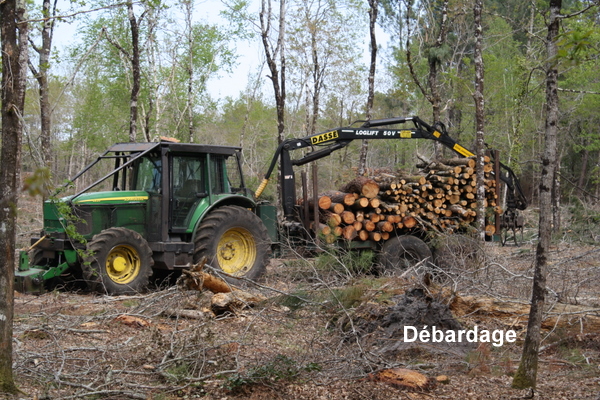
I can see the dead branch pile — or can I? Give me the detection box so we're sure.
[305,157,499,243]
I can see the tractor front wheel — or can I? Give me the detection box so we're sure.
[194,205,271,282]
[82,227,153,295]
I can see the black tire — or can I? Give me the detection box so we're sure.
[82,227,153,295]
[194,205,271,282]
[432,234,483,271]
[378,235,433,275]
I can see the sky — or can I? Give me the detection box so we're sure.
[48,0,388,102]
[50,0,262,100]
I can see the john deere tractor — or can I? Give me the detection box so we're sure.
[17,141,276,295]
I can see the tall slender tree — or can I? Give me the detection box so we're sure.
[103,0,146,142]
[473,0,486,240]
[0,0,29,393]
[512,0,562,389]
[358,0,378,176]
[260,0,287,143]
[29,0,57,174]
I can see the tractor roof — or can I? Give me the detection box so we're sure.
[107,142,242,156]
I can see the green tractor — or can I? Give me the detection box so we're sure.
[17,141,276,295]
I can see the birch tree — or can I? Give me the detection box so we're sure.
[473,0,485,239]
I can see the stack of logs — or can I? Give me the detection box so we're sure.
[305,157,500,244]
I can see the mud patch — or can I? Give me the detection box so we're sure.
[350,288,475,358]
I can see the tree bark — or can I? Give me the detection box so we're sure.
[260,0,286,143]
[127,0,140,142]
[260,0,287,217]
[404,0,449,159]
[358,0,378,175]
[0,0,28,393]
[473,0,486,241]
[512,0,562,390]
[29,0,56,174]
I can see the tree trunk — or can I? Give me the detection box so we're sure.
[184,0,194,142]
[260,0,287,217]
[512,0,561,390]
[261,0,286,143]
[30,0,56,174]
[358,0,378,176]
[0,0,28,393]
[473,0,486,241]
[404,0,449,159]
[127,0,140,142]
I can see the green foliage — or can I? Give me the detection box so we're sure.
[163,362,195,383]
[314,248,375,277]
[328,286,366,309]
[23,167,52,198]
[50,198,94,262]
[273,290,312,311]
[222,354,321,393]
[557,27,596,65]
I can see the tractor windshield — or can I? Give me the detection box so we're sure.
[134,156,162,193]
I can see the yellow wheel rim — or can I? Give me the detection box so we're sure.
[105,245,141,284]
[217,227,256,276]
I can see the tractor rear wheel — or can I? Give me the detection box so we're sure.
[378,235,433,275]
[194,205,270,282]
[82,227,153,294]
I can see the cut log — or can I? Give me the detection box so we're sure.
[358,230,370,241]
[322,191,357,207]
[180,262,233,294]
[403,216,417,229]
[329,202,345,214]
[211,291,266,315]
[352,197,370,209]
[340,211,356,224]
[377,221,394,232]
[443,157,476,168]
[367,368,434,391]
[369,231,382,241]
[340,176,380,199]
[342,225,357,240]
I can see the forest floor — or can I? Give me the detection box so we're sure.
[7,199,600,400]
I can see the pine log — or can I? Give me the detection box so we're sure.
[327,213,342,227]
[358,230,370,241]
[322,191,357,207]
[340,176,380,199]
[329,202,345,214]
[342,225,358,240]
[403,216,417,229]
[377,221,394,232]
[443,157,476,168]
[340,211,356,224]
[352,197,370,209]
[298,195,331,210]
[369,231,382,241]
[363,220,376,232]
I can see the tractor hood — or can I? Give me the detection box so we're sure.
[71,190,149,205]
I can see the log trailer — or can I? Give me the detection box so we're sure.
[16,116,526,295]
[254,115,527,263]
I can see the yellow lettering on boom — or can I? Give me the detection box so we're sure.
[311,130,339,145]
